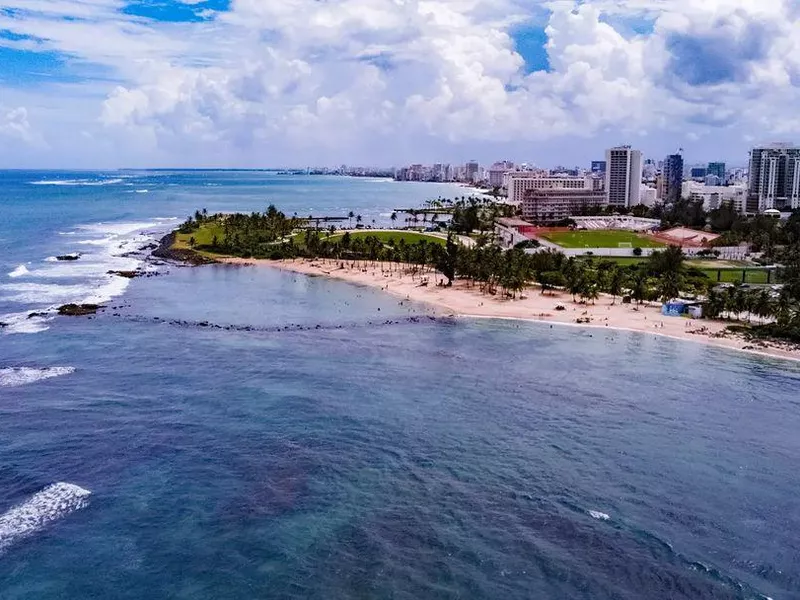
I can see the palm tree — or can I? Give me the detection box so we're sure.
[356,214,362,228]
[390,212,397,228]
[563,259,584,302]
[348,211,354,228]
[629,268,649,305]
[607,266,625,304]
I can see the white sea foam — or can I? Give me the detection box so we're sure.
[3,217,176,333]
[134,189,149,194]
[30,178,123,187]
[0,483,91,554]
[0,311,54,334]
[8,265,29,278]
[588,510,610,521]
[0,282,96,304]
[0,366,75,387]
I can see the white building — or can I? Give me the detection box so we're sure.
[682,181,747,214]
[605,146,643,208]
[506,173,597,205]
[640,185,658,207]
[488,161,514,188]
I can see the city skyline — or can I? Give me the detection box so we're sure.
[1,1,800,168]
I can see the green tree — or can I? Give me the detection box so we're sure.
[434,233,459,286]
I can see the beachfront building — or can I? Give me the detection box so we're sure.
[508,174,600,206]
[522,188,606,224]
[488,161,514,188]
[465,161,480,183]
[747,143,800,212]
[605,146,642,208]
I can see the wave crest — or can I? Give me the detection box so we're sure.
[8,265,29,278]
[0,482,91,554]
[0,366,76,387]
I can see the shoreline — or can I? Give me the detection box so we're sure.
[219,257,800,364]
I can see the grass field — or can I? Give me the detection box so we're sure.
[328,230,446,246]
[173,222,225,250]
[580,256,775,284]
[541,230,665,249]
[174,225,446,253]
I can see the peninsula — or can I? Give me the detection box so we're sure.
[160,207,800,362]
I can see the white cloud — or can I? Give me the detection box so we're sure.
[0,106,46,147]
[0,0,799,166]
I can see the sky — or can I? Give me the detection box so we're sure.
[0,0,799,169]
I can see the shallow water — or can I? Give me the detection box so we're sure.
[2,171,800,599]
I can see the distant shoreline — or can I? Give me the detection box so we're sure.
[217,257,800,364]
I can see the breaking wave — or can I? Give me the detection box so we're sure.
[30,178,124,187]
[8,265,29,278]
[0,366,76,387]
[0,217,176,334]
[0,483,91,554]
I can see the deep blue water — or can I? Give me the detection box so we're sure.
[2,171,800,599]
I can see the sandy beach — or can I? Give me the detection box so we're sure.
[220,257,800,363]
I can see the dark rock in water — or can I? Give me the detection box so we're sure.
[56,254,81,261]
[139,243,158,251]
[57,303,103,316]
[0,322,7,328]
[107,270,139,279]
[27,312,50,319]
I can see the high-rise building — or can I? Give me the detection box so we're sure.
[591,161,607,174]
[604,146,642,208]
[642,159,658,180]
[488,161,514,187]
[662,154,684,203]
[707,162,726,181]
[465,161,480,183]
[747,144,800,212]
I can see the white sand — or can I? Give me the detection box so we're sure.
[221,257,800,363]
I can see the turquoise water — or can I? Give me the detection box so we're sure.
[2,171,800,599]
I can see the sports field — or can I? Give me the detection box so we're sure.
[540,230,665,248]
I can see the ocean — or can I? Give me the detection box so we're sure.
[1,170,799,599]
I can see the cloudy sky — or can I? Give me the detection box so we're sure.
[0,0,798,168]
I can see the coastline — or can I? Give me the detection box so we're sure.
[219,257,800,363]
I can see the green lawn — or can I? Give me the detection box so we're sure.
[173,222,225,250]
[327,230,446,246]
[541,230,665,248]
[579,256,774,284]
